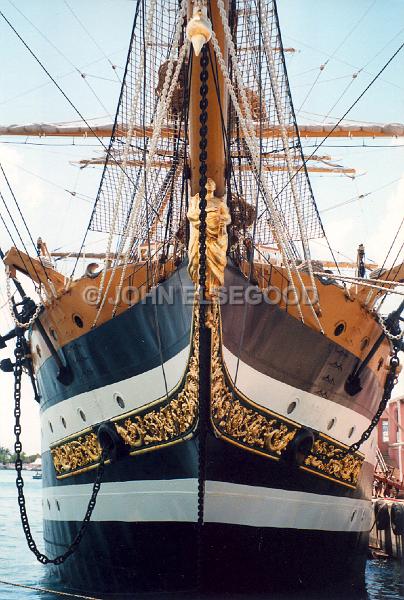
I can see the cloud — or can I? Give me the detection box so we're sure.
[365,173,404,266]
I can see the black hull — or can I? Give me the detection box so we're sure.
[44,521,367,594]
[42,435,372,594]
[36,263,378,594]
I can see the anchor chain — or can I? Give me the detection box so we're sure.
[13,333,106,565]
[196,41,210,587]
[317,343,400,462]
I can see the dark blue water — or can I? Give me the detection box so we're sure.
[0,469,403,600]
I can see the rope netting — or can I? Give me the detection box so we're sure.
[89,0,324,263]
[227,0,323,248]
[89,0,189,260]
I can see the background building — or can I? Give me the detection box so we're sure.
[377,394,404,486]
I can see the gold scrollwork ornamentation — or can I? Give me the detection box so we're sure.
[50,313,199,478]
[303,439,363,487]
[51,433,102,476]
[210,301,364,488]
[210,302,297,457]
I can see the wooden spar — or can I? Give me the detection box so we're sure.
[76,157,355,174]
[49,250,379,271]
[1,122,404,138]
[188,0,228,197]
[51,252,125,259]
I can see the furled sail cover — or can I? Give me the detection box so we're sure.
[89,0,324,251]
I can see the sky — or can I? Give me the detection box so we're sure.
[0,0,403,453]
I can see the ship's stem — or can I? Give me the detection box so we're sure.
[188,0,229,197]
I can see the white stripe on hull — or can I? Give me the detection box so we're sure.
[41,346,190,450]
[43,479,373,532]
[41,344,377,467]
[223,347,377,464]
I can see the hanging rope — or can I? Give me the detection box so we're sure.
[260,6,319,303]
[312,272,404,297]
[210,22,324,331]
[93,0,189,325]
[95,0,158,307]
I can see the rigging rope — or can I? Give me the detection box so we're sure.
[0,162,52,287]
[0,5,152,272]
[95,0,158,307]
[267,39,404,207]
[0,189,47,295]
[140,0,169,398]
[210,15,324,331]
[379,216,404,274]
[233,0,263,386]
[312,272,404,298]
[260,3,319,302]
[7,0,114,119]
[62,0,122,83]
[93,7,189,325]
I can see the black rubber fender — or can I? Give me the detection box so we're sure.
[374,500,390,531]
[391,503,404,535]
[97,421,129,462]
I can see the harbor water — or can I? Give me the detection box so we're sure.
[0,470,403,600]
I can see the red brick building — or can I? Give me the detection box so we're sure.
[377,394,404,483]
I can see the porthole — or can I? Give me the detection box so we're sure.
[377,358,384,371]
[48,421,53,433]
[360,337,369,351]
[78,408,86,422]
[327,417,336,431]
[47,499,51,510]
[348,426,356,439]
[287,400,298,415]
[73,314,84,328]
[49,328,58,341]
[61,416,67,429]
[334,322,346,337]
[36,345,42,358]
[115,394,125,409]
[55,500,60,512]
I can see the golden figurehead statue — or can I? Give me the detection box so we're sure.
[187,178,231,296]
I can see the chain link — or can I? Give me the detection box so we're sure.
[13,334,106,565]
[6,275,42,329]
[379,315,404,341]
[317,344,400,462]
[196,42,209,589]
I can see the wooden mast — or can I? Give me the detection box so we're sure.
[187,0,229,197]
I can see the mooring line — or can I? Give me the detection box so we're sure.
[0,579,103,600]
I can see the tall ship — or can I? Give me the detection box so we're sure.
[0,0,403,594]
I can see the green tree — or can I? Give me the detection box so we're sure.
[0,446,11,464]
